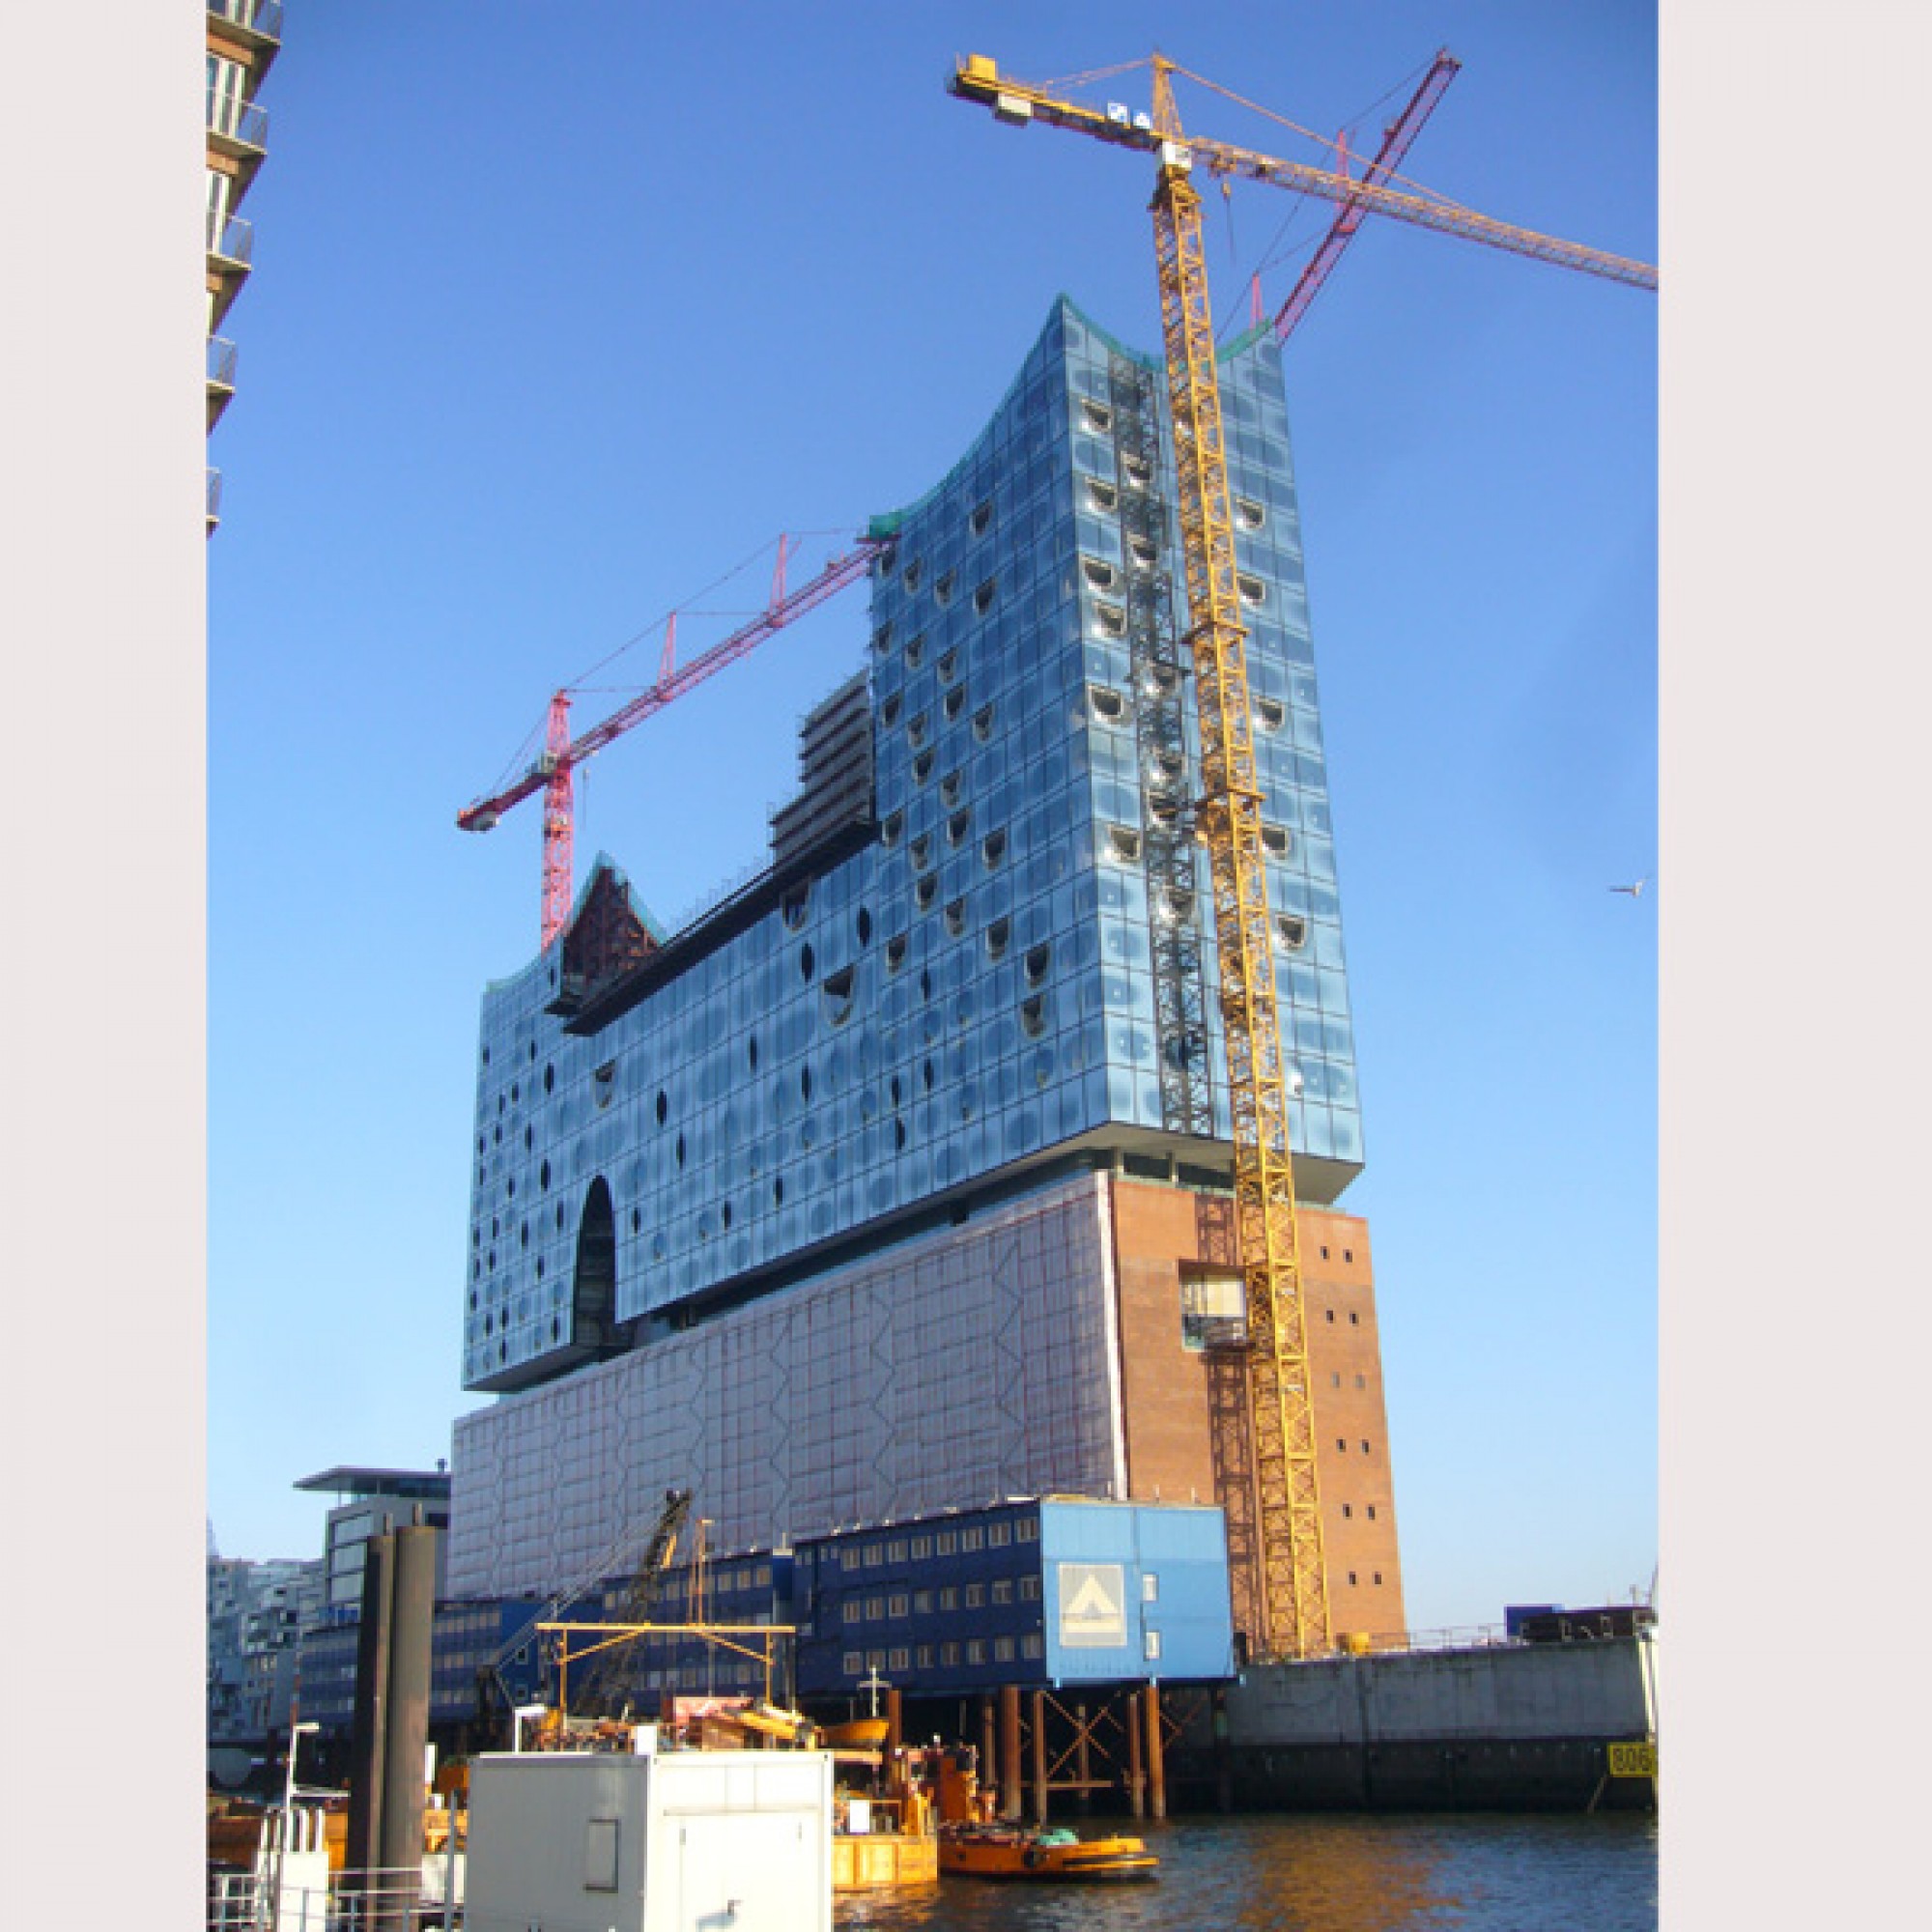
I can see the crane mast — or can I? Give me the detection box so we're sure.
[1147,56,1330,1660]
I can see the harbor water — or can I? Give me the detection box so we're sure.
[836,1811,1658,1931]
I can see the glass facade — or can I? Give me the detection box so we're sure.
[465,297,1361,1395]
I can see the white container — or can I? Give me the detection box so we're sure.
[466,1747,832,1932]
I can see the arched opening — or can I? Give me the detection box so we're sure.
[572,1177,622,1359]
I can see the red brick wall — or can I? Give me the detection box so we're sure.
[1106,1177,1407,1649]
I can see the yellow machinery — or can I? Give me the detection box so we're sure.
[949,52,1655,1662]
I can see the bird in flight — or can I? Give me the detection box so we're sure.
[1609,877,1649,898]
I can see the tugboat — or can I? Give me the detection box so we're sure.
[930,1744,1158,1882]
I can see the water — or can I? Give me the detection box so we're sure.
[836,1812,1658,1931]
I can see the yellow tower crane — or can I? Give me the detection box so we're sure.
[949,51,1656,1662]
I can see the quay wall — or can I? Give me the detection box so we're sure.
[1175,1635,1659,1811]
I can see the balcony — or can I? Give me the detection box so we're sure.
[207,468,223,537]
[207,89,269,160]
[207,209,253,270]
[208,0,284,50]
[208,336,238,432]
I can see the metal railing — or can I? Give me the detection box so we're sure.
[209,337,239,388]
[209,0,285,42]
[209,210,255,265]
[208,469,224,522]
[208,91,270,151]
[207,1862,460,1932]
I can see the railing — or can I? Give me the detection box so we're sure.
[209,0,285,42]
[208,469,224,522]
[208,210,254,265]
[207,1862,458,1932]
[209,337,239,388]
[208,90,270,151]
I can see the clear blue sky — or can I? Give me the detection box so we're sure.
[208,1,1657,1632]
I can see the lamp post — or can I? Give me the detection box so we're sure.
[274,1720,319,1932]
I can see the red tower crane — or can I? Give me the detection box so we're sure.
[1271,51,1461,343]
[458,532,884,950]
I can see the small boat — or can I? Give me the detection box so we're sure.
[820,1716,892,1749]
[938,1822,1158,1881]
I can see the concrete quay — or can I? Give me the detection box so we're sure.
[1174,1634,1660,1811]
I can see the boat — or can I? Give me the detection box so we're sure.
[927,1740,1157,1881]
[820,1716,892,1749]
[938,1821,1158,1881]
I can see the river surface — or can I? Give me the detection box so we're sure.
[835,1812,1658,1931]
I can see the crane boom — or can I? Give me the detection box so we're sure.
[1273,51,1461,343]
[459,534,883,949]
[949,55,1657,294]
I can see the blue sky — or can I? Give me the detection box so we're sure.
[208,1,1657,1632]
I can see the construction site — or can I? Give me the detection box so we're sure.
[422,48,1657,1806]
[204,33,1658,1925]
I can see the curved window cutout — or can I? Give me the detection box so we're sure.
[822,966,856,1027]
[934,571,956,607]
[655,1089,668,1126]
[1080,399,1114,434]
[1261,822,1291,857]
[905,634,926,669]
[969,500,992,537]
[981,829,1008,869]
[907,713,928,751]
[856,906,872,945]
[913,748,936,784]
[937,647,958,684]
[1082,557,1119,591]
[943,899,967,939]
[1094,600,1127,639]
[881,810,904,849]
[1023,942,1052,985]
[1021,995,1049,1039]
[571,1177,621,1359]
[985,918,1010,962]
[1085,477,1119,513]
[973,579,997,615]
[947,809,971,847]
[973,703,995,743]
[871,621,895,656]
[1105,825,1143,864]
[943,686,966,722]
[895,1118,908,1151]
[1255,695,1287,732]
[1127,535,1157,572]
[910,832,933,872]
[782,885,810,930]
[914,876,938,911]
[880,693,903,728]
[939,771,964,810]
[1089,684,1126,724]
[1275,913,1309,952]
[1234,495,1266,530]
[1121,450,1152,488]
[886,932,908,973]
[1236,572,1267,607]
[800,942,815,980]
[593,1062,615,1110]
[901,557,923,594]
